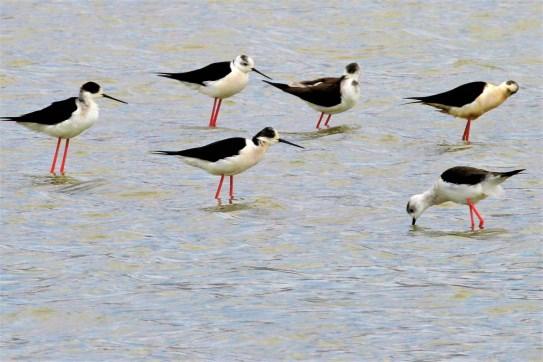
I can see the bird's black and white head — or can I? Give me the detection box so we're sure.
[502,80,519,96]
[344,63,361,78]
[79,81,127,104]
[233,55,272,79]
[406,193,431,226]
[252,127,304,149]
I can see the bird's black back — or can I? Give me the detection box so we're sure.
[157,61,232,86]
[1,97,78,125]
[263,78,342,107]
[441,166,489,185]
[154,137,248,162]
[407,81,487,107]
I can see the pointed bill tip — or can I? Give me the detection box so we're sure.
[103,93,127,104]
[278,138,304,149]
[252,68,272,80]
[412,218,416,226]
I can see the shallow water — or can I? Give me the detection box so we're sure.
[1,1,542,360]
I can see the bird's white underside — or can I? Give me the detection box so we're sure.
[434,83,511,120]
[179,140,269,176]
[20,98,99,139]
[183,67,250,99]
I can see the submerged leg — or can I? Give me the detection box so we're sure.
[471,204,484,229]
[208,98,218,127]
[462,119,472,142]
[229,175,234,201]
[212,99,223,127]
[49,137,62,174]
[323,114,332,127]
[315,113,325,129]
[59,138,70,175]
[214,175,225,199]
[467,198,484,229]
[468,202,475,230]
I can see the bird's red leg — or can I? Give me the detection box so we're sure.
[214,175,225,200]
[209,98,218,127]
[471,203,484,229]
[229,175,234,202]
[49,138,62,174]
[315,113,324,129]
[59,138,70,175]
[212,99,223,127]
[323,114,332,127]
[467,198,484,229]
[467,200,475,230]
[462,119,471,142]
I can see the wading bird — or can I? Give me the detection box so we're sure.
[407,166,524,229]
[1,81,126,174]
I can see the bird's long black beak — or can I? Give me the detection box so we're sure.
[278,138,304,149]
[103,93,128,104]
[412,218,416,226]
[252,68,272,80]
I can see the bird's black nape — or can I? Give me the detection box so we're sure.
[345,63,360,74]
[81,82,101,94]
[253,127,276,139]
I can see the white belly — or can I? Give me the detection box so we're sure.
[435,179,487,205]
[199,71,249,99]
[447,87,507,120]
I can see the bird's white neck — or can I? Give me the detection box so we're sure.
[78,92,97,108]
[252,139,272,152]
[231,61,247,75]
[418,186,442,209]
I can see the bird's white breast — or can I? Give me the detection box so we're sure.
[310,78,360,114]
[200,69,249,99]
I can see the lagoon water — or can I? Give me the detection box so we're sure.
[1,1,542,360]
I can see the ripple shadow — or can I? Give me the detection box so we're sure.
[436,142,473,153]
[285,124,360,140]
[409,225,510,239]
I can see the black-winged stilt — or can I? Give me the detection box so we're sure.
[407,166,524,229]
[263,63,360,129]
[1,81,126,175]
[152,127,303,202]
[157,55,272,128]
[405,80,519,143]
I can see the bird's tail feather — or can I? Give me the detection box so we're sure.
[496,169,525,178]
[262,80,289,90]
[151,150,182,156]
[156,73,176,79]
[401,97,425,106]
[401,100,422,105]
